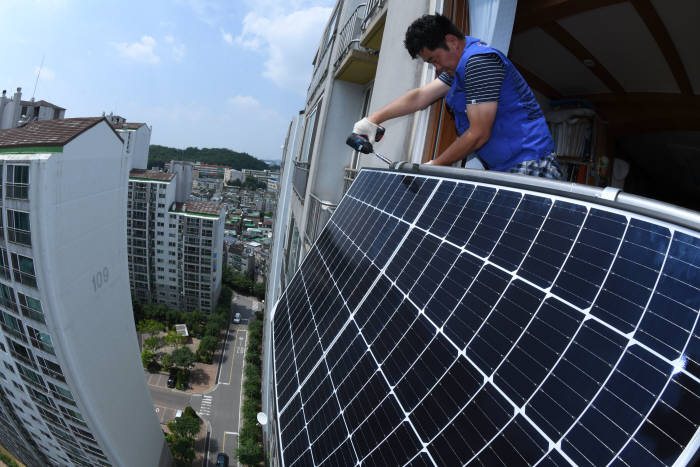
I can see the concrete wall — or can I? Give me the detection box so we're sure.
[30,120,171,466]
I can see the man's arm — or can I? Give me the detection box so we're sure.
[427,101,497,166]
[366,79,450,125]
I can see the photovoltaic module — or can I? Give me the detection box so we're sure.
[272,169,700,466]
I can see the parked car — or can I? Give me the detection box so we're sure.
[233,312,241,324]
[175,409,182,418]
[167,371,176,388]
[216,452,228,467]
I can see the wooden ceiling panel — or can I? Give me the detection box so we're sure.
[651,0,700,95]
[510,28,610,96]
[558,2,679,93]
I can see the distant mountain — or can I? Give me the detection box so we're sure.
[148,145,271,171]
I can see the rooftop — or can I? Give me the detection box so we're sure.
[112,122,147,130]
[0,117,118,150]
[172,201,222,216]
[129,169,175,182]
[20,99,65,110]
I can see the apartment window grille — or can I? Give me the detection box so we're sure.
[37,356,65,382]
[7,210,31,246]
[48,382,76,406]
[27,326,55,355]
[3,361,14,373]
[5,165,29,199]
[11,253,37,288]
[9,340,35,368]
[1,311,26,342]
[18,293,44,324]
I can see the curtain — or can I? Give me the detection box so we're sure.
[468,0,517,54]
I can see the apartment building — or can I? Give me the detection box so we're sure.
[0,118,171,467]
[0,87,66,130]
[127,169,225,314]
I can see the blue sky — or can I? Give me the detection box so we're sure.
[0,0,335,161]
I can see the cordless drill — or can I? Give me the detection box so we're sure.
[346,125,385,154]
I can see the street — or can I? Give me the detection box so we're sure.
[147,292,260,466]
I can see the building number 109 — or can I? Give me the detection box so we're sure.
[92,267,109,292]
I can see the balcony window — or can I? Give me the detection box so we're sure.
[7,210,31,246]
[12,253,37,288]
[0,249,10,280]
[27,326,55,355]
[18,293,44,324]
[6,165,29,199]
[9,339,35,368]
[37,356,65,382]
[1,310,26,342]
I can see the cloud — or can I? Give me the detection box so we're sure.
[236,6,332,93]
[172,44,186,61]
[164,35,175,44]
[112,36,160,64]
[34,65,56,81]
[176,0,224,25]
[229,95,260,107]
[220,28,233,45]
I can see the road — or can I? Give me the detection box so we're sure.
[147,293,259,466]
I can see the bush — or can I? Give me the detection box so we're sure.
[236,312,264,465]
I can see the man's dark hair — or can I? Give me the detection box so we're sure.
[404,14,464,58]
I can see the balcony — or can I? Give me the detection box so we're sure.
[292,161,310,201]
[334,4,378,84]
[305,193,337,245]
[343,167,360,195]
[360,0,387,50]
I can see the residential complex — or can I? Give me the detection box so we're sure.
[0,118,171,466]
[264,0,700,464]
[0,87,66,130]
[127,168,225,314]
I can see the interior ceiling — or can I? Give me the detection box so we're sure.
[508,0,700,211]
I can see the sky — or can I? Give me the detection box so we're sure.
[0,0,335,161]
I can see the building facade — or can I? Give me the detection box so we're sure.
[127,169,225,314]
[0,87,66,130]
[0,118,171,467]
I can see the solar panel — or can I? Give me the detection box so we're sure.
[272,169,700,467]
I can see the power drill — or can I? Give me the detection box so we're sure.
[346,125,385,154]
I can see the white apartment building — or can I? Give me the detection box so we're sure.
[0,118,171,467]
[0,87,66,130]
[127,169,225,314]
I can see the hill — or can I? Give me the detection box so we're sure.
[148,145,271,171]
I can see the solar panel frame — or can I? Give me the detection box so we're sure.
[271,167,700,467]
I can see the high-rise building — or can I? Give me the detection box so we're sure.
[0,118,171,467]
[127,169,225,313]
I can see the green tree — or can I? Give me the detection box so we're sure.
[165,308,182,327]
[144,336,161,351]
[137,319,163,338]
[141,349,154,368]
[196,335,218,363]
[161,354,173,371]
[164,330,185,349]
[167,413,200,439]
[253,281,266,300]
[168,434,195,465]
[171,346,196,371]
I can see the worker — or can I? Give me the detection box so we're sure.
[352,14,563,179]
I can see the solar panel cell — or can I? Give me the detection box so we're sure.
[465,189,521,257]
[446,185,496,247]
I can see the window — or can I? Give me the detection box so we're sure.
[7,210,31,245]
[11,253,36,287]
[0,283,16,309]
[27,326,55,355]
[0,310,26,342]
[18,293,44,324]
[6,165,29,199]
[37,356,65,382]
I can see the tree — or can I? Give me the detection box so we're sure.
[141,349,154,368]
[168,434,195,465]
[144,336,161,351]
[167,413,200,439]
[171,346,196,371]
[164,330,185,349]
[165,308,182,327]
[196,335,218,363]
[137,319,163,338]
[253,281,266,300]
[161,354,173,371]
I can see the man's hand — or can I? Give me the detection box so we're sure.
[352,118,382,143]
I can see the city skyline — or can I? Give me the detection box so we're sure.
[0,0,335,161]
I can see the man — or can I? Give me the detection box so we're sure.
[353,14,562,179]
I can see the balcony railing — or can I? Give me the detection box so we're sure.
[305,193,337,245]
[292,161,310,200]
[362,0,386,30]
[343,167,360,195]
[333,3,368,69]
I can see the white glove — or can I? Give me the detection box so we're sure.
[352,117,381,144]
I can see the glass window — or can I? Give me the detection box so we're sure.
[6,165,29,199]
[7,210,31,245]
[27,326,55,355]
[11,253,37,288]
[18,293,44,324]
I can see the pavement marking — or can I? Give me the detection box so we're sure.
[222,431,238,453]
[228,330,246,384]
[238,332,247,438]
[222,329,240,385]
[199,395,214,416]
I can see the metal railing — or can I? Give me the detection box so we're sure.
[292,161,310,200]
[362,0,386,30]
[343,167,359,195]
[305,193,337,244]
[333,3,368,69]
[308,36,334,100]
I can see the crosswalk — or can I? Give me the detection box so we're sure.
[199,395,214,416]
